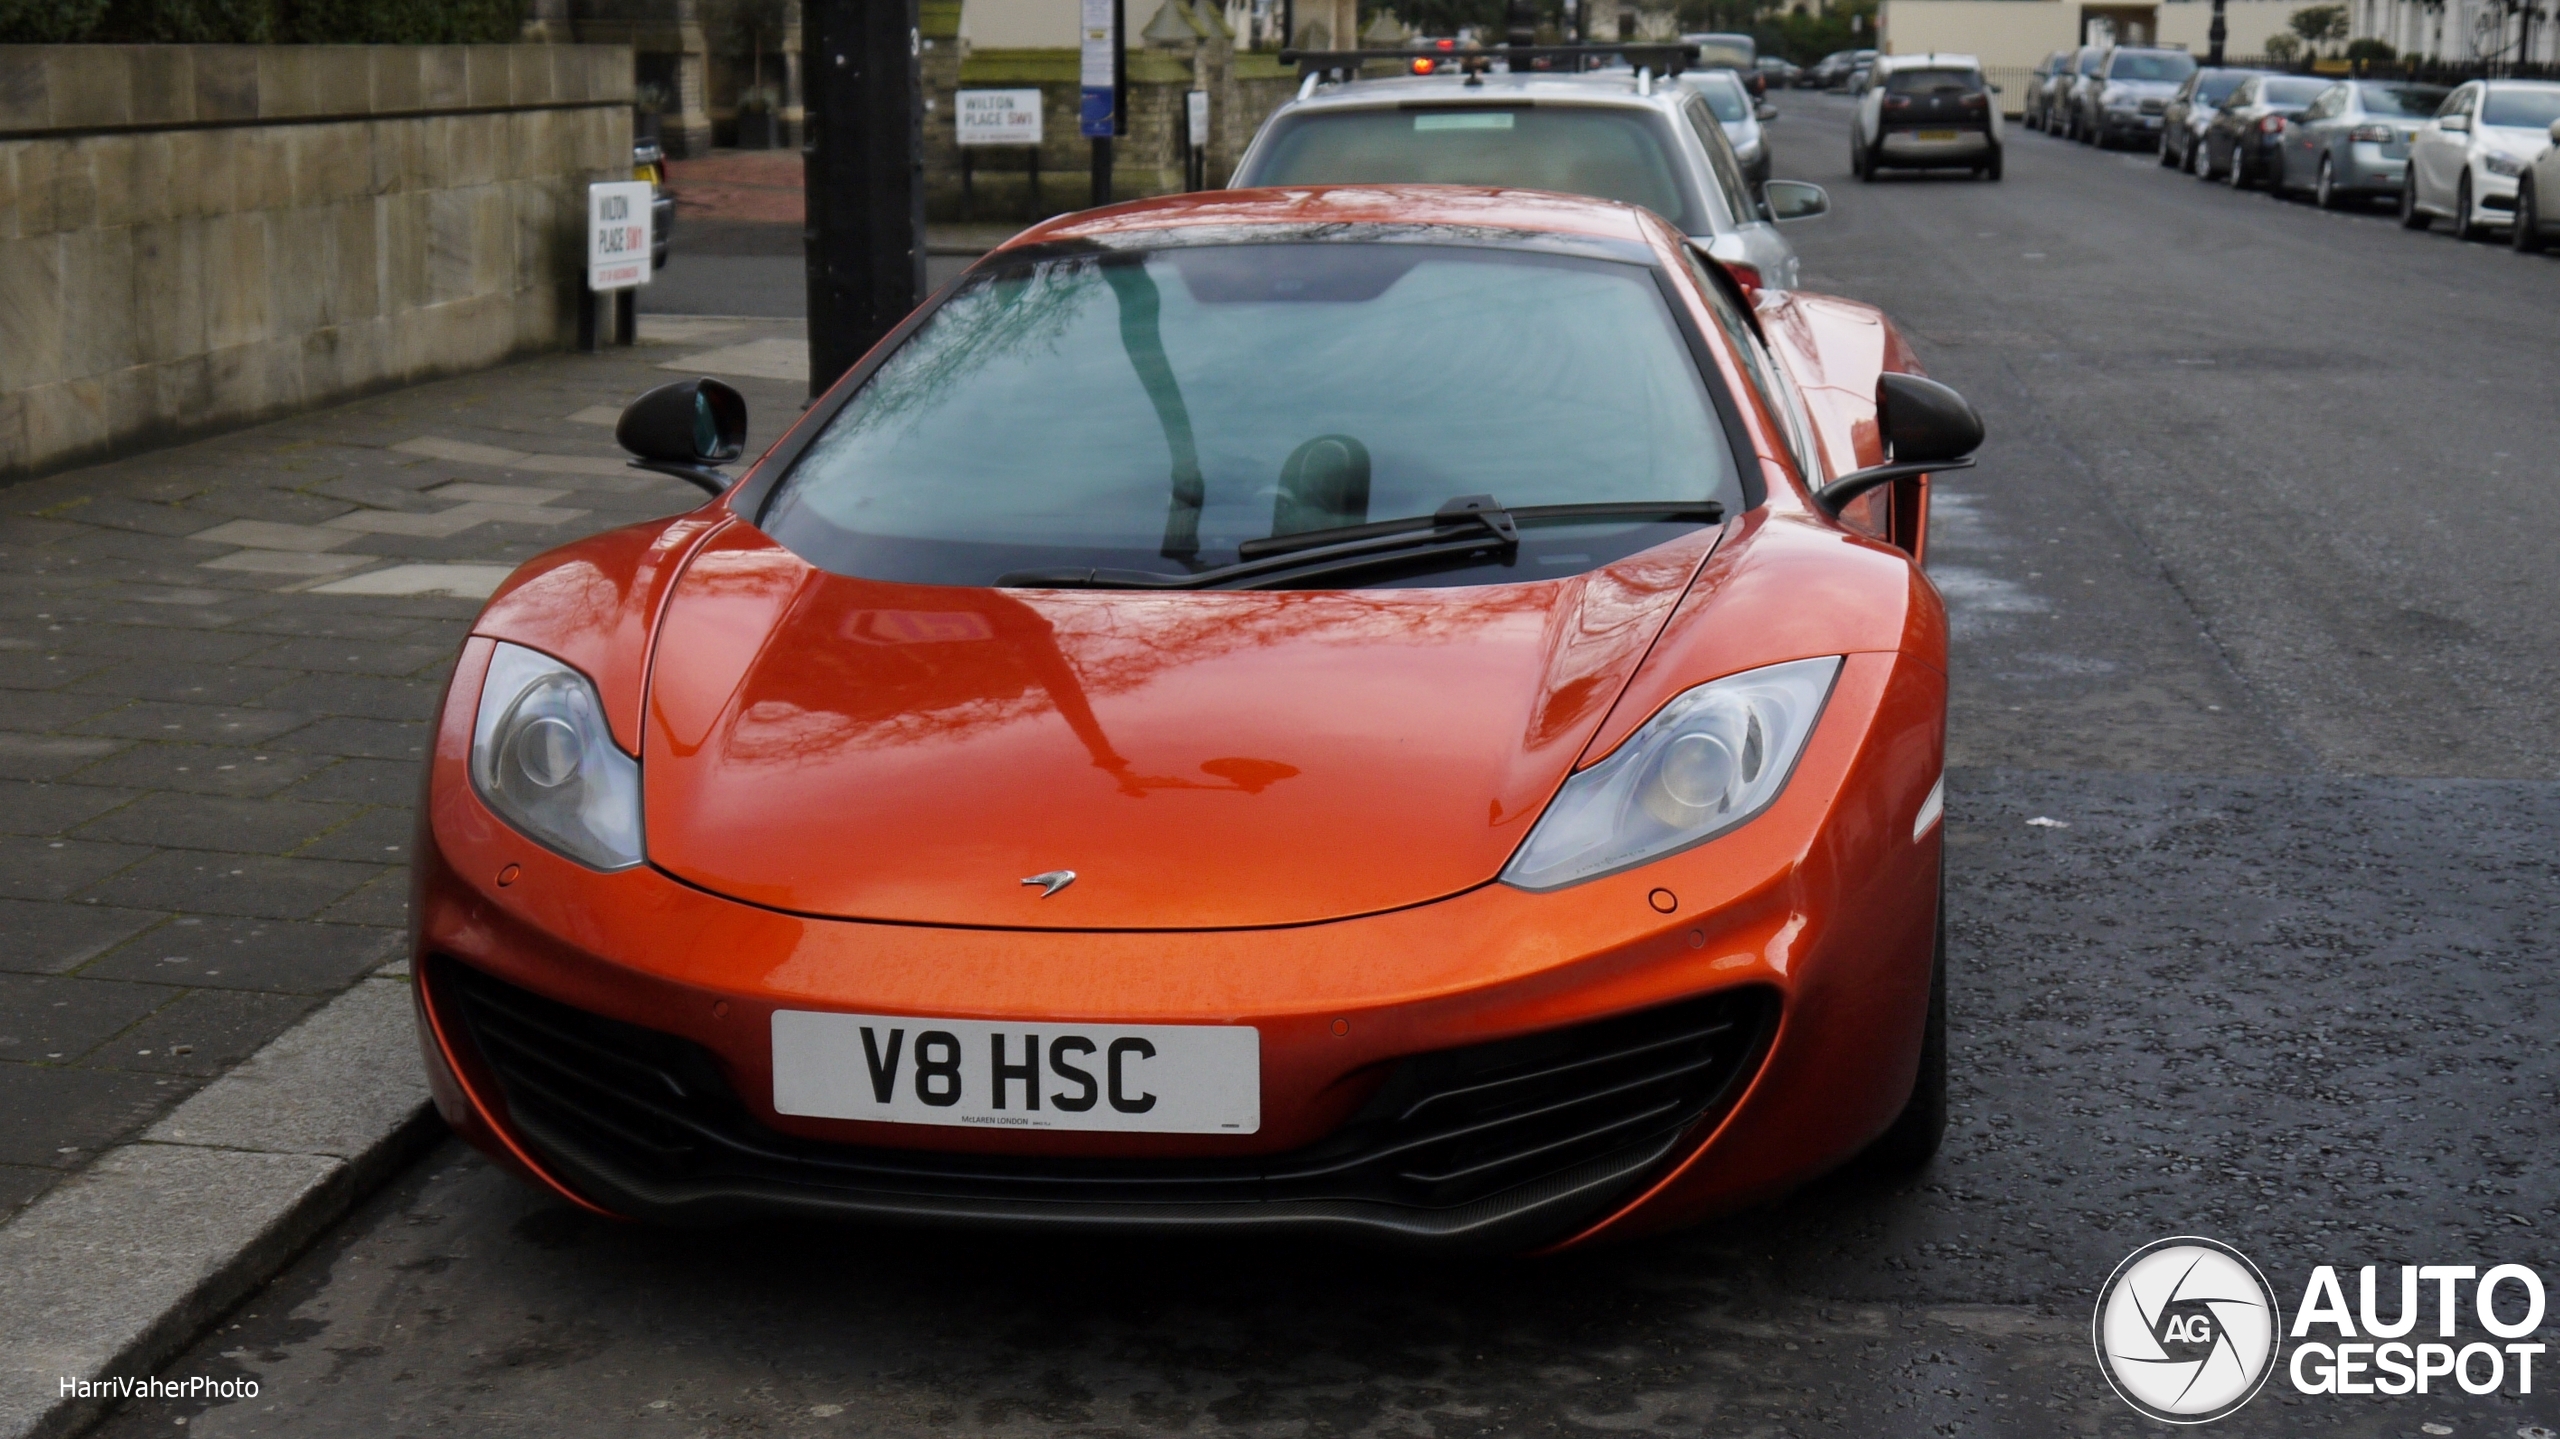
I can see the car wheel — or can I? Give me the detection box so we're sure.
[1856,867,1949,1174]
[2453,171,2481,241]
[2401,170,2432,228]
[2193,137,2215,179]
[2516,176,2546,253]
[2158,134,2177,167]
[2316,156,2343,209]
[1984,147,2003,182]
[2229,145,2254,189]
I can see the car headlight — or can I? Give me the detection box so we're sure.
[470,642,645,871]
[2483,153,2526,178]
[1502,656,1841,891]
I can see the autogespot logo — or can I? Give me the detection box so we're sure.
[2093,1237,2284,1423]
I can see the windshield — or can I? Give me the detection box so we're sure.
[2262,77,2329,105]
[2108,51,2195,82]
[2484,86,2560,129]
[1240,107,1709,234]
[1887,68,1983,97]
[758,243,1742,589]
[2354,82,2447,117]
[2196,71,2251,105]
[1685,73,1750,121]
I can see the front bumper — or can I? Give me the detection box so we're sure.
[2473,165,2521,212]
[414,640,1946,1248]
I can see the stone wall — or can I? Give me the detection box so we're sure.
[0,44,634,483]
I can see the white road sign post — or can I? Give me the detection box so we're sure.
[957,89,1045,219]
[585,179,654,350]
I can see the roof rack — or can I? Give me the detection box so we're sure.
[1278,42,1702,81]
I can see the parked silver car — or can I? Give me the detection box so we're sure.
[2160,67,2260,172]
[1229,67,1828,291]
[1682,66,1776,186]
[2069,45,2196,148]
[2053,46,2105,142]
[2022,49,2075,132]
[2268,80,2449,207]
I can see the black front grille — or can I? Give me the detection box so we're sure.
[433,957,1774,1246]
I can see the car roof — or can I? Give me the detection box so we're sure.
[1877,52,1981,72]
[1272,70,1694,116]
[996,185,1667,256]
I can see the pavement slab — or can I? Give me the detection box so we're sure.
[0,313,807,1228]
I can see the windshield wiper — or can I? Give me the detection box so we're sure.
[996,495,1724,591]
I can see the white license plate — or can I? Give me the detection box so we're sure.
[771,1010,1260,1134]
[1915,129,1960,142]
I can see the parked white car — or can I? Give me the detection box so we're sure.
[2514,117,2560,251]
[2401,79,2560,240]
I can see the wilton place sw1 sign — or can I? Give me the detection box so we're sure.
[588,181,655,291]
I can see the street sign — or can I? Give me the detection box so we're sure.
[1080,0,1116,137]
[587,180,654,291]
[957,89,1044,147]
[1185,88,1208,146]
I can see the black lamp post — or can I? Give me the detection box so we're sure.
[801,0,926,398]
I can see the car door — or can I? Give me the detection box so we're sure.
[2207,78,2251,169]
[2284,86,2341,188]
[2413,85,2473,210]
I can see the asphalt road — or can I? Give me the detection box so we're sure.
[97,96,2560,1438]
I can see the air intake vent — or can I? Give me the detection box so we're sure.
[432,957,1774,1244]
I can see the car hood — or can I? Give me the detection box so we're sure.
[2107,79,2180,97]
[638,523,1722,929]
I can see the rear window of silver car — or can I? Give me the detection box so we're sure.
[2261,77,2330,105]
[2107,51,2196,82]
[1240,107,1710,235]
[2354,83,2447,117]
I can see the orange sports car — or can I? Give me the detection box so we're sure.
[411,185,1980,1249]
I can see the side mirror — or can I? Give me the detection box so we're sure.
[1762,179,1830,221]
[2547,117,2560,144]
[616,378,748,496]
[1812,373,1984,517]
[1991,82,2005,93]
[2443,113,2470,133]
[1756,102,1779,121]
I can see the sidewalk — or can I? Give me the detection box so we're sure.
[0,318,813,1432]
